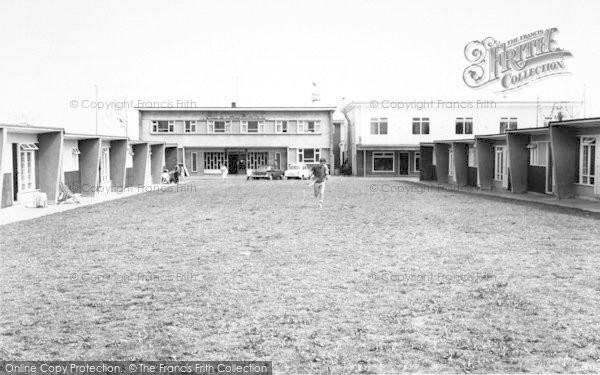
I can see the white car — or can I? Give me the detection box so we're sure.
[284,163,311,179]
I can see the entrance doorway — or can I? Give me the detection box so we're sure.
[546,143,553,194]
[399,153,409,175]
[12,144,18,201]
[228,154,238,174]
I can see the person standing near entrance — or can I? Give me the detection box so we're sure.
[173,164,180,184]
[309,158,329,209]
[220,163,228,181]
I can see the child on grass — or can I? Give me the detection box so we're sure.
[308,158,329,209]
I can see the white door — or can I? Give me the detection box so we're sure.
[595,136,599,196]
[495,146,508,189]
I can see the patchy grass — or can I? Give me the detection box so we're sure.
[1,177,599,373]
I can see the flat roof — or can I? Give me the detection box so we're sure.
[356,144,420,150]
[475,133,507,140]
[137,107,336,112]
[433,139,476,145]
[550,117,600,128]
[64,133,128,141]
[507,126,550,135]
[0,123,65,133]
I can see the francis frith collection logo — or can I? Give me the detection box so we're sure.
[463,27,572,92]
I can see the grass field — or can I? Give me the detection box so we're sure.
[1,177,599,373]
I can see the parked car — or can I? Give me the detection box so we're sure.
[248,165,285,180]
[284,162,311,179]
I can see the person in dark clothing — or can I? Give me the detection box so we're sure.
[309,158,329,209]
[173,165,180,184]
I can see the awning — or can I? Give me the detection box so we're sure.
[356,144,420,151]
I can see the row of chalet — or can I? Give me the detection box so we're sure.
[420,118,599,199]
[0,124,181,208]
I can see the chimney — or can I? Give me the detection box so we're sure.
[231,102,236,108]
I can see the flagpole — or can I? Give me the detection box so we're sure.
[95,85,98,135]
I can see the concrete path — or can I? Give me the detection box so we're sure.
[407,179,600,214]
[0,182,188,226]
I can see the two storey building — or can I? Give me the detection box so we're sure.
[137,106,336,176]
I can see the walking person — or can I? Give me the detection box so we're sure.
[308,158,329,209]
[220,163,229,181]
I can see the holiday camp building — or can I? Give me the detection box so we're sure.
[343,100,581,177]
[0,124,63,207]
[136,106,337,175]
[62,134,129,196]
[0,123,170,209]
[420,117,600,200]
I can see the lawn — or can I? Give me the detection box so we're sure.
[1,177,599,373]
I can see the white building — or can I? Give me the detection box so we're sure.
[343,100,582,176]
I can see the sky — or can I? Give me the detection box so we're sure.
[1,0,599,137]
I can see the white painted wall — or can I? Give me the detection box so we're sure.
[62,139,79,172]
[346,101,583,146]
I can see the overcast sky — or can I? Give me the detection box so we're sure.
[1,0,599,136]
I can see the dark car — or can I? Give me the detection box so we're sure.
[248,165,285,180]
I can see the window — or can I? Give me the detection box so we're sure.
[209,121,231,133]
[500,117,518,133]
[579,137,596,185]
[241,121,265,133]
[276,121,288,133]
[72,148,80,170]
[412,118,430,134]
[100,147,110,183]
[204,152,226,170]
[18,145,37,192]
[370,118,388,135]
[191,152,198,172]
[246,152,268,169]
[468,147,477,168]
[297,148,321,163]
[151,120,174,133]
[448,148,455,177]
[372,152,394,172]
[432,149,436,165]
[528,142,548,167]
[494,146,506,181]
[298,121,321,133]
[414,152,421,172]
[455,117,473,134]
[185,120,197,133]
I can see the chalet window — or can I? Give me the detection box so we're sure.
[18,145,37,192]
[528,142,548,167]
[72,148,81,170]
[468,147,477,168]
[448,148,455,176]
[100,147,111,183]
[579,137,596,185]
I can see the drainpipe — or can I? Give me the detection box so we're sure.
[342,105,353,175]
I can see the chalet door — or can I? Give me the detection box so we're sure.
[12,144,18,201]
[546,143,553,194]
